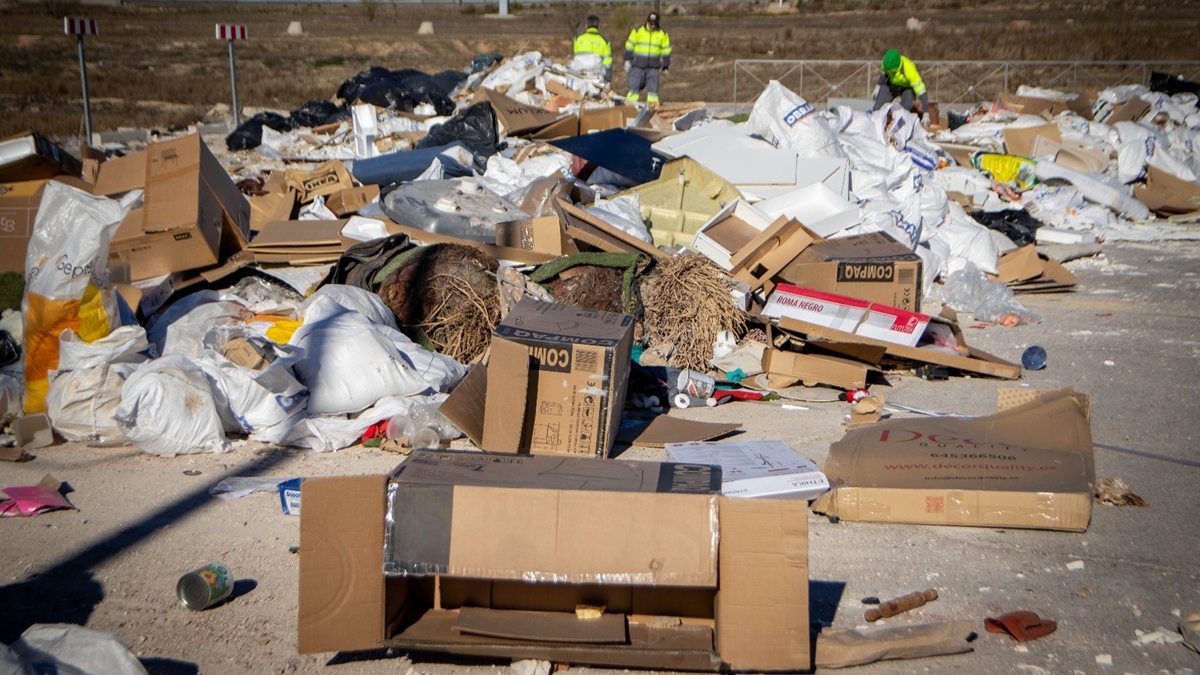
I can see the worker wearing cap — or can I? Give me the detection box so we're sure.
[624,12,671,106]
[873,49,931,124]
[574,15,613,83]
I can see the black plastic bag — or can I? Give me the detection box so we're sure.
[431,69,468,97]
[1150,71,1200,106]
[969,209,1045,247]
[416,102,501,158]
[289,99,341,129]
[358,80,416,111]
[225,112,293,151]
[397,71,456,116]
[336,66,395,104]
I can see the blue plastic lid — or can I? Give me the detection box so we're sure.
[1021,345,1047,370]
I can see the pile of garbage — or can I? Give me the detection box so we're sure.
[3,50,1200,673]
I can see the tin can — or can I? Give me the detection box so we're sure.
[177,563,234,611]
[676,369,715,400]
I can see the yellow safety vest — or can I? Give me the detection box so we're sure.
[574,28,612,68]
[884,55,927,97]
[624,25,671,69]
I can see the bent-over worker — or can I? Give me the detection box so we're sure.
[873,49,930,124]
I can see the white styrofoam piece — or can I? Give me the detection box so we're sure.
[665,439,830,500]
[756,182,860,238]
[1035,226,1097,245]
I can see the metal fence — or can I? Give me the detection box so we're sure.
[733,60,1200,110]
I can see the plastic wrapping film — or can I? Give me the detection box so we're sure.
[383,480,721,584]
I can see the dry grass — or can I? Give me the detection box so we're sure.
[639,254,746,371]
[1,0,1197,140]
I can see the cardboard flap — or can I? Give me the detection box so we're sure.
[483,337,530,453]
[616,417,741,448]
[250,220,348,249]
[1134,165,1200,215]
[496,215,571,256]
[478,88,571,136]
[1002,123,1061,158]
[284,160,354,203]
[298,475,389,654]
[455,608,627,644]
[439,364,489,448]
[557,199,666,259]
[996,245,1043,283]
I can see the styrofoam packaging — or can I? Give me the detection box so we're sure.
[762,284,869,332]
[755,182,860,238]
[854,304,931,348]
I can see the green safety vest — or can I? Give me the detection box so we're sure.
[624,25,671,70]
[884,55,927,97]
[574,28,612,68]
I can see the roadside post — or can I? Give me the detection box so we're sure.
[63,18,98,147]
[216,24,248,125]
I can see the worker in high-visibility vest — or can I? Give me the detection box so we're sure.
[624,12,671,106]
[873,49,931,124]
[574,15,613,83]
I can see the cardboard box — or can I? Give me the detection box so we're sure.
[324,184,379,216]
[385,451,722,583]
[760,346,869,390]
[495,215,573,256]
[812,388,1094,531]
[1002,122,1061,158]
[298,459,810,671]
[762,284,869,333]
[440,298,635,458]
[775,231,923,311]
[1134,165,1200,215]
[248,219,347,264]
[854,303,931,348]
[666,439,831,500]
[0,132,82,183]
[283,160,354,203]
[105,135,251,281]
[0,178,48,274]
[580,105,638,135]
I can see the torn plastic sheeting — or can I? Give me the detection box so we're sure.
[145,291,255,359]
[284,393,447,453]
[1034,160,1150,221]
[197,327,309,444]
[350,142,477,187]
[938,261,1039,326]
[381,178,525,244]
[586,194,654,243]
[549,128,666,186]
[7,623,148,675]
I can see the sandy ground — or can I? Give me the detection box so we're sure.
[2,240,1200,674]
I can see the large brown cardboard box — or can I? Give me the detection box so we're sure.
[442,298,634,458]
[103,135,251,281]
[812,388,1094,531]
[775,231,923,311]
[298,451,810,671]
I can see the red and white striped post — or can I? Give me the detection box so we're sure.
[64,18,98,146]
[216,24,248,125]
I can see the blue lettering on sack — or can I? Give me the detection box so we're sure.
[783,103,815,127]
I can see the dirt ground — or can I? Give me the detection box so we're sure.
[2,239,1199,674]
[2,0,1200,140]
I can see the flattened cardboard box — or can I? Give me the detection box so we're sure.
[812,389,1094,531]
[299,472,810,671]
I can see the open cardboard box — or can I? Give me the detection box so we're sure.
[774,232,923,311]
[298,451,810,671]
[812,388,1094,531]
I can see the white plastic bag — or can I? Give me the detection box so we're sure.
[481,52,544,91]
[300,284,397,328]
[289,307,446,414]
[197,327,308,444]
[22,182,132,412]
[586,194,653,243]
[146,291,255,359]
[9,623,148,675]
[927,215,1000,276]
[285,393,447,453]
[747,81,845,158]
[115,354,230,456]
[46,326,151,444]
[1034,160,1150,221]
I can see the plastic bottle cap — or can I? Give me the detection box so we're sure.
[1021,345,1047,370]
